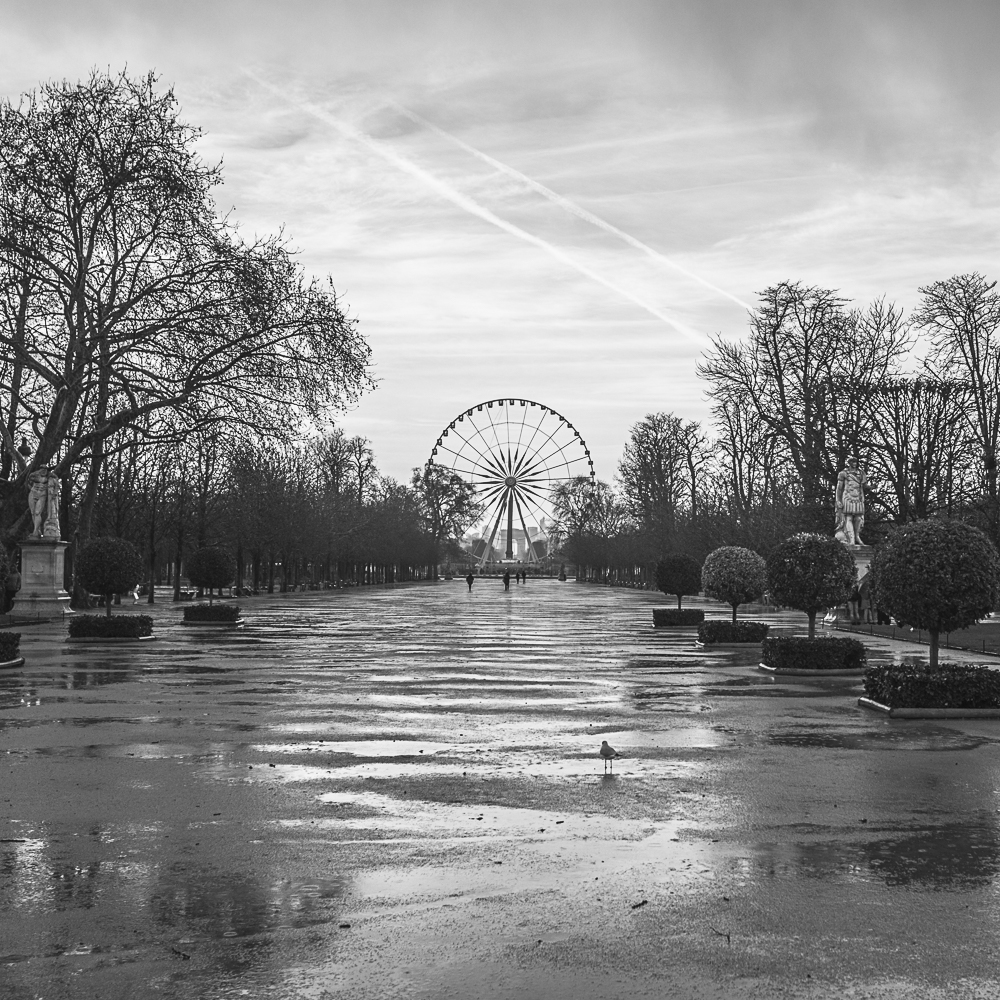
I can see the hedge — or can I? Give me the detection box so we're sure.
[762,636,867,671]
[68,614,154,638]
[0,632,21,661]
[653,608,705,627]
[698,620,770,644]
[184,603,242,622]
[653,608,705,628]
[863,662,1000,709]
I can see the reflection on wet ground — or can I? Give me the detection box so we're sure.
[2,584,1000,998]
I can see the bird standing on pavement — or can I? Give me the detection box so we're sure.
[600,740,621,773]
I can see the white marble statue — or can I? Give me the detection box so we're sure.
[834,457,866,546]
[27,466,61,540]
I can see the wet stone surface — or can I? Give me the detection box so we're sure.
[1,582,1000,999]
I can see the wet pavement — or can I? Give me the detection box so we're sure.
[2,581,1000,999]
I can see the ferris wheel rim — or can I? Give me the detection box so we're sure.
[426,397,596,482]
[425,398,596,567]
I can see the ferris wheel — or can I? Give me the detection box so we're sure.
[427,398,595,567]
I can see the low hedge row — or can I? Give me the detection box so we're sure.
[653,608,705,627]
[762,636,867,671]
[0,632,21,661]
[863,662,1000,709]
[183,603,242,622]
[698,620,770,644]
[68,615,154,638]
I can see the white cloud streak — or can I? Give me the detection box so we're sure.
[389,100,752,313]
[242,69,709,345]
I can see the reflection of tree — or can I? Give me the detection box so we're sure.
[745,820,1000,890]
[151,868,348,944]
[862,821,1000,888]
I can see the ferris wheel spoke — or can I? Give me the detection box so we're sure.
[514,488,552,538]
[435,444,507,482]
[512,418,570,477]
[519,438,584,479]
[482,403,508,464]
[461,415,501,466]
[479,486,511,567]
[516,403,552,462]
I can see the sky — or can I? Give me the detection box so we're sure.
[2,1,999,485]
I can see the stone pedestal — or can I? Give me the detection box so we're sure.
[17,539,71,618]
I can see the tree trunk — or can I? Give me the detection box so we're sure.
[677,594,682,610]
[808,611,816,639]
[105,594,112,618]
[929,629,939,668]
[731,603,738,624]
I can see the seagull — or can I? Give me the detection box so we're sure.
[600,740,621,773]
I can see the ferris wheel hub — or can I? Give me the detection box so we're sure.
[504,476,516,487]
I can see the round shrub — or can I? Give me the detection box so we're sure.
[186,547,234,605]
[655,554,702,609]
[767,532,857,639]
[75,537,143,617]
[701,546,767,623]
[872,519,1000,668]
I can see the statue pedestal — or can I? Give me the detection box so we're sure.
[17,539,71,619]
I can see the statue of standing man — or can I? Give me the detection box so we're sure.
[27,466,61,540]
[835,457,866,546]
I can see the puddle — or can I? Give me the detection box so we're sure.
[768,730,988,752]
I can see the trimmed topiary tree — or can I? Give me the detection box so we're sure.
[701,546,767,623]
[871,519,1000,668]
[767,532,857,640]
[75,537,144,617]
[655,554,702,610]
[186,547,234,606]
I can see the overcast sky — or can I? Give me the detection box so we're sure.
[2,1,999,483]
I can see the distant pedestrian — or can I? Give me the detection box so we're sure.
[503,570,510,591]
[466,572,474,592]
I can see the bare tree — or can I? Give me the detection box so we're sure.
[0,70,373,545]
[916,273,1000,537]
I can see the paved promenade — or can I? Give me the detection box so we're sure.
[1,581,999,999]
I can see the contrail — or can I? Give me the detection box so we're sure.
[243,71,708,345]
[389,101,751,313]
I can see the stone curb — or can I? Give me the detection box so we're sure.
[179,619,245,627]
[696,641,763,648]
[64,635,157,643]
[858,696,1000,718]
[758,663,864,677]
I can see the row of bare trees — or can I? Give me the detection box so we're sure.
[554,275,1000,580]
[80,422,481,599]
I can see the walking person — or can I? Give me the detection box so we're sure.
[466,572,474,592]
[503,570,510,591]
